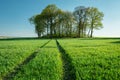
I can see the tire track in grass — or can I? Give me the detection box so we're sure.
[2,40,51,80]
[56,40,76,80]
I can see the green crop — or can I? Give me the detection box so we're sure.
[0,38,120,80]
[58,38,120,80]
[0,39,49,79]
[12,40,63,80]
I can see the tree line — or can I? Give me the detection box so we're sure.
[29,4,104,38]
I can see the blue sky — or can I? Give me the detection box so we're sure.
[0,0,120,37]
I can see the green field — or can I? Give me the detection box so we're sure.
[0,38,120,80]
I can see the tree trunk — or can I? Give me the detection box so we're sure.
[38,32,41,38]
[90,27,93,38]
[78,19,82,38]
[59,25,61,37]
[62,24,64,37]
[54,28,56,36]
[90,20,94,38]
[50,18,53,38]
[70,26,72,37]
[83,23,86,37]
[78,23,80,38]
[47,21,49,36]
[81,23,84,38]
[87,29,90,37]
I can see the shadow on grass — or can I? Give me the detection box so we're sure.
[77,37,120,40]
[56,40,76,80]
[43,46,56,48]
[111,41,120,44]
[2,40,51,80]
[0,37,50,41]
[0,37,120,41]
[73,45,106,48]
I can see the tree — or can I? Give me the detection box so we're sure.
[29,4,104,38]
[61,11,75,37]
[29,15,46,37]
[73,6,87,38]
[41,4,60,38]
[87,7,104,37]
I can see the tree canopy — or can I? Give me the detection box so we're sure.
[29,4,104,38]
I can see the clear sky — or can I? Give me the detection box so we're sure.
[0,0,120,37]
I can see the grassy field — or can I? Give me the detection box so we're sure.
[58,38,120,80]
[0,38,120,80]
[0,39,49,79]
[12,40,63,80]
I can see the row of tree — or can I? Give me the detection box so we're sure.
[30,4,104,38]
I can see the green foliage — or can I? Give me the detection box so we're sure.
[87,7,104,37]
[30,4,104,38]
